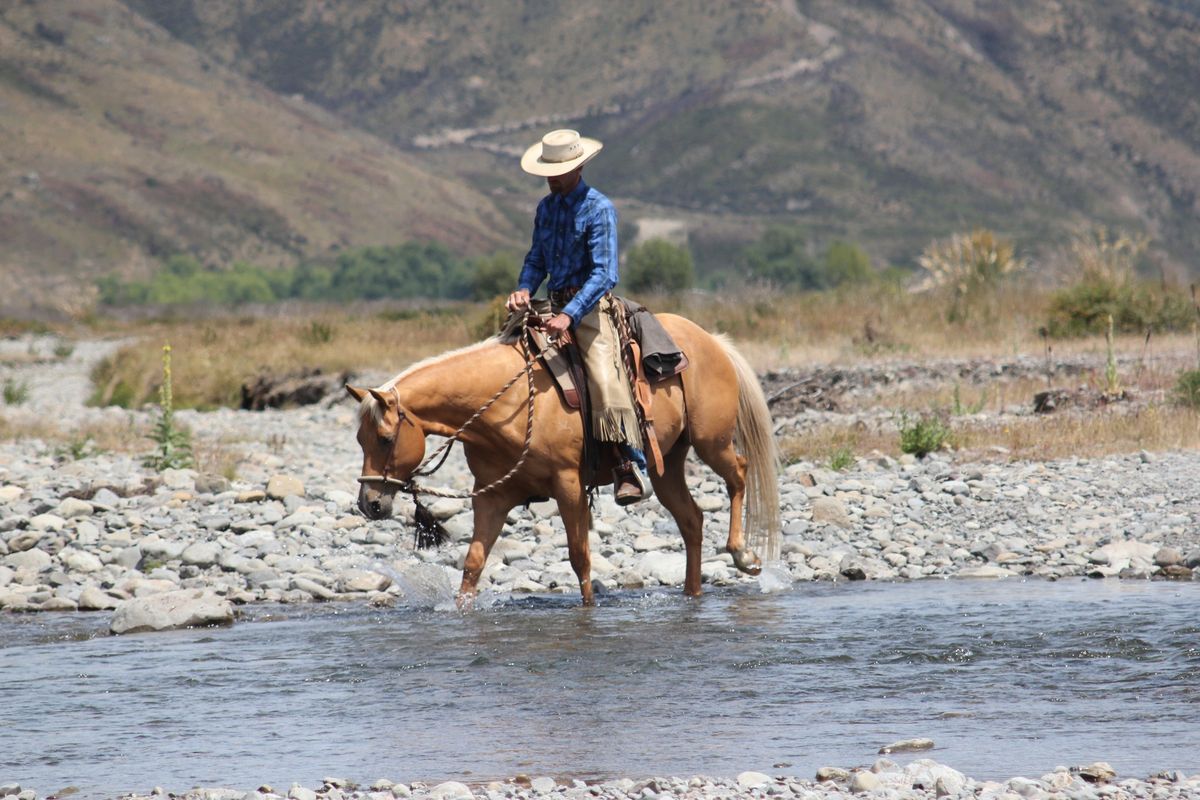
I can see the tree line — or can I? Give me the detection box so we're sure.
[95,225,878,308]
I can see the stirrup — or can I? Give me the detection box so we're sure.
[614,462,651,506]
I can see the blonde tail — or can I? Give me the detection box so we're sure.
[716,335,781,561]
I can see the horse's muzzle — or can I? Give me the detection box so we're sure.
[357,483,394,520]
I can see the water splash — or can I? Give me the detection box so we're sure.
[372,561,457,610]
[757,561,793,594]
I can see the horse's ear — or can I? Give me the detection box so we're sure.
[345,384,368,403]
[368,387,391,406]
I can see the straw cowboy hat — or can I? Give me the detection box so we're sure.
[520,129,603,176]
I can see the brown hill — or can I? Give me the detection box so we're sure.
[0,0,522,316]
[128,0,1200,279]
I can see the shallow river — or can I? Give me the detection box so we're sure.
[4,577,1199,798]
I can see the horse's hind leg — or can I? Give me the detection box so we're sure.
[691,435,760,576]
[650,443,705,596]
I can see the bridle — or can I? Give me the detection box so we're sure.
[356,323,539,500]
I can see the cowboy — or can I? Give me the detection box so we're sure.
[506,129,649,505]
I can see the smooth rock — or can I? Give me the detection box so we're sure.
[810,496,851,528]
[736,772,772,789]
[530,777,556,794]
[816,767,851,783]
[428,781,473,800]
[56,497,94,518]
[880,737,935,754]
[110,589,235,634]
[637,551,686,584]
[266,475,305,500]
[79,585,120,611]
[29,513,66,531]
[4,548,51,572]
[0,486,24,503]
[61,548,103,573]
[850,771,880,792]
[182,541,222,568]
[288,785,317,800]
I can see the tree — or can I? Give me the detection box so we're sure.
[471,252,519,300]
[742,225,821,289]
[822,241,873,286]
[624,239,695,293]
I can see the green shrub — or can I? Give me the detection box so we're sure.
[1045,278,1194,337]
[2,379,29,405]
[828,446,855,471]
[898,412,951,458]
[53,341,75,359]
[822,241,873,286]
[1175,369,1200,409]
[624,239,695,293]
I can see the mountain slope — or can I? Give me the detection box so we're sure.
[128,0,1200,276]
[0,0,521,315]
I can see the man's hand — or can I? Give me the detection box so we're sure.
[506,288,531,313]
[544,313,572,337]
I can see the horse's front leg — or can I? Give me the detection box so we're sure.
[458,492,513,606]
[555,477,594,606]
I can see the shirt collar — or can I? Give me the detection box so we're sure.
[557,178,589,209]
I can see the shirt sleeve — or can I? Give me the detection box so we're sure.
[562,201,619,324]
[517,201,547,294]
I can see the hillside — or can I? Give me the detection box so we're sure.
[127,0,1200,278]
[0,0,522,316]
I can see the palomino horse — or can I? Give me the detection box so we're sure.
[347,313,779,606]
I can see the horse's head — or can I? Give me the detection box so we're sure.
[346,384,427,520]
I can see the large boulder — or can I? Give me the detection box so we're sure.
[110,589,234,634]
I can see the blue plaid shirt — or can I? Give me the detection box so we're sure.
[517,179,619,324]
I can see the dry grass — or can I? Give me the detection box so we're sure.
[88,307,478,409]
[0,412,148,454]
[780,404,1200,465]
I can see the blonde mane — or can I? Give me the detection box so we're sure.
[359,337,500,425]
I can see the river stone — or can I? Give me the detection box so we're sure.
[492,538,533,565]
[61,548,103,573]
[110,589,234,634]
[40,596,77,611]
[736,772,771,789]
[92,487,121,508]
[267,475,305,500]
[288,785,318,800]
[0,784,18,797]
[880,737,935,754]
[697,495,724,512]
[293,576,337,600]
[4,548,51,572]
[530,777,556,794]
[182,541,222,567]
[326,489,356,509]
[29,513,66,531]
[79,585,120,610]
[338,569,390,593]
[632,533,672,552]
[1154,546,1184,567]
[816,767,851,783]
[956,565,1015,578]
[238,489,268,503]
[56,497,94,518]
[1077,762,1116,784]
[428,781,473,800]
[0,486,23,503]
[638,551,686,584]
[6,532,40,552]
[810,497,851,528]
[850,771,880,792]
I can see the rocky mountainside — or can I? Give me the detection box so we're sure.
[127,0,1200,277]
[4,0,1199,315]
[0,0,520,316]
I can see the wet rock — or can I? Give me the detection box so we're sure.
[78,585,120,611]
[1076,762,1116,784]
[110,589,235,634]
[1154,547,1184,567]
[816,767,851,783]
[288,785,317,800]
[637,551,686,584]
[880,737,935,754]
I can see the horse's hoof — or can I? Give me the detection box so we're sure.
[728,546,762,576]
[455,591,477,611]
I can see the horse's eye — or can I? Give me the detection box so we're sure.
[379,432,395,445]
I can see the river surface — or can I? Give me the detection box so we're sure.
[4,577,1200,798]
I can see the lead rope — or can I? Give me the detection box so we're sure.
[406,322,539,501]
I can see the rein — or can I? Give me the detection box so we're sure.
[357,320,539,505]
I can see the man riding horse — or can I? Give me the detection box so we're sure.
[506,129,649,506]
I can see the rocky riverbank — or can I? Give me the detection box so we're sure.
[7,757,1200,800]
[2,337,1200,624]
